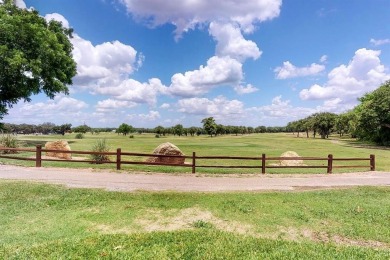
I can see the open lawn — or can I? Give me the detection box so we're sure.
[1,132,390,174]
[0,182,389,258]
[1,133,389,258]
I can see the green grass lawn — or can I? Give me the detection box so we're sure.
[0,182,389,259]
[2,132,389,174]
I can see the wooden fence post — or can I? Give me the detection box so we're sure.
[36,145,42,167]
[370,154,375,171]
[116,148,121,170]
[192,152,196,174]
[327,154,333,174]
[261,154,266,174]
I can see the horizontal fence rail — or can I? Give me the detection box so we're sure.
[0,145,376,174]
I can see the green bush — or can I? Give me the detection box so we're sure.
[155,134,160,138]
[129,135,134,139]
[90,139,110,163]
[0,134,18,154]
[75,133,84,139]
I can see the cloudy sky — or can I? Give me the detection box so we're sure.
[4,0,390,128]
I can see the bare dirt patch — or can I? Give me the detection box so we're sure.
[92,207,254,236]
[278,227,389,249]
[135,207,255,235]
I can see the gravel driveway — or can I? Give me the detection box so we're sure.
[1,164,390,192]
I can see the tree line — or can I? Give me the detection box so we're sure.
[2,80,388,146]
[286,80,390,145]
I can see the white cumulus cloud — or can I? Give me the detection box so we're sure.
[274,61,325,79]
[96,99,137,112]
[119,0,282,39]
[94,78,166,106]
[45,13,70,28]
[129,110,161,121]
[209,22,261,62]
[168,56,243,97]
[72,35,139,86]
[160,103,170,109]
[14,0,26,8]
[247,96,316,123]
[300,48,390,105]
[234,84,259,95]
[6,96,89,125]
[177,96,244,118]
[370,38,390,46]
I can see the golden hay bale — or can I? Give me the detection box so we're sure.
[279,151,305,166]
[44,140,72,160]
[146,142,185,165]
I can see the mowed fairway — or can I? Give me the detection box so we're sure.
[3,132,390,173]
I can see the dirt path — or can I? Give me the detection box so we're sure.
[1,164,390,192]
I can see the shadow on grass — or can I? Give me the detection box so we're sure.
[336,139,390,151]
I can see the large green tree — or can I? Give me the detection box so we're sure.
[201,117,217,137]
[117,123,133,136]
[0,0,77,118]
[354,80,390,145]
[312,112,337,139]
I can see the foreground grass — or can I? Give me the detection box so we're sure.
[1,181,389,258]
[1,132,390,174]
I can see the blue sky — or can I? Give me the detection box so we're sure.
[4,0,390,128]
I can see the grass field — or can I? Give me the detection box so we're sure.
[0,182,389,259]
[1,132,390,174]
[1,133,389,258]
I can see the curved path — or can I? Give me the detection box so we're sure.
[1,164,390,192]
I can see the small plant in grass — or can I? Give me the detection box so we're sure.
[0,134,18,154]
[129,135,134,139]
[192,220,214,229]
[155,134,160,138]
[90,139,110,163]
[75,133,84,139]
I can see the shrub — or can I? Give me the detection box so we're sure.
[90,139,110,163]
[75,133,84,139]
[155,134,160,138]
[129,135,134,139]
[0,134,18,154]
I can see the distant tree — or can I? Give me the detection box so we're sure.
[39,122,56,134]
[154,125,165,136]
[301,116,314,138]
[313,112,337,139]
[255,126,267,133]
[202,117,217,137]
[231,126,240,136]
[73,125,91,134]
[0,1,77,118]
[216,124,226,136]
[173,124,184,136]
[117,123,133,136]
[53,124,71,135]
[334,112,351,137]
[354,81,390,145]
[188,126,198,136]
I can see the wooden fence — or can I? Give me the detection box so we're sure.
[0,145,375,174]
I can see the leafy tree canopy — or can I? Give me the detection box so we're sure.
[0,0,77,118]
[201,117,217,137]
[354,80,390,145]
[117,123,133,136]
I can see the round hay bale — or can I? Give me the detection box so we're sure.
[146,142,185,165]
[279,151,305,166]
[44,140,72,160]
